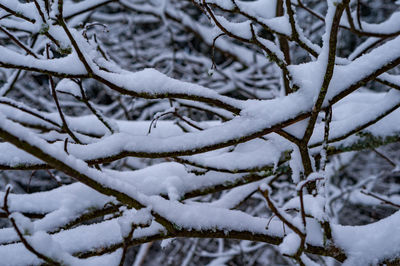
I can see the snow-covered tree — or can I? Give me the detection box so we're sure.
[0,0,400,265]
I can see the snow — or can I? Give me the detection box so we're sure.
[279,233,301,256]
[0,1,38,22]
[284,195,327,222]
[95,68,242,110]
[214,16,252,40]
[56,79,82,98]
[146,195,283,236]
[235,0,278,20]
[9,212,34,235]
[0,237,122,266]
[179,136,288,172]
[63,0,113,19]
[289,145,304,183]
[0,46,86,76]
[309,90,400,146]
[118,207,152,237]
[358,11,400,35]
[1,0,400,264]
[333,211,400,265]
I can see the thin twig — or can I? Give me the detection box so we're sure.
[360,190,400,208]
